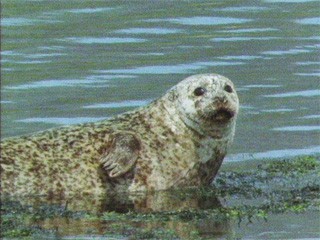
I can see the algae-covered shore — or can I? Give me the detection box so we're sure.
[1,155,319,239]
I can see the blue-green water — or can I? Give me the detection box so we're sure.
[1,0,320,239]
[2,0,319,162]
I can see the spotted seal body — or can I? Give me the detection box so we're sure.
[0,74,239,196]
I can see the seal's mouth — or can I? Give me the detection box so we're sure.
[209,108,235,123]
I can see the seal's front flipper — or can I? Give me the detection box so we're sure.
[100,132,141,178]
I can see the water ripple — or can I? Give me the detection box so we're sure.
[296,17,320,25]
[264,90,320,98]
[300,115,320,119]
[244,84,282,88]
[261,109,295,113]
[295,72,320,77]
[264,0,317,2]
[16,60,52,64]
[295,61,320,66]
[83,100,152,109]
[218,55,263,60]
[218,6,269,12]
[226,146,320,162]
[4,79,109,90]
[273,126,320,131]
[114,28,183,35]
[66,8,114,14]
[145,16,251,25]
[1,51,24,56]
[15,117,106,125]
[0,101,14,104]
[2,18,38,26]
[212,37,278,42]
[2,17,61,26]
[62,37,146,44]
[261,49,310,55]
[218,28,278,33]
[24,53,67,59]
[97,61,244,74]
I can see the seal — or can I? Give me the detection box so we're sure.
[0,73,239,197]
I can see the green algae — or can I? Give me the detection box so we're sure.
[1,156,319,239]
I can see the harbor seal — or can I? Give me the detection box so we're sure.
[0,73,239,197]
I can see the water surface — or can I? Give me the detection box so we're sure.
[1,1,319,239]
[2,0,319,162]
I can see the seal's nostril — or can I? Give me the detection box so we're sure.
[215,96,227,103]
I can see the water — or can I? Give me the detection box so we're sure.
[1,0,319,162]
[1,0,320,239]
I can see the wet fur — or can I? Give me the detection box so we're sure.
[1,74,239,197]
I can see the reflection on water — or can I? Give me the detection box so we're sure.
[296,17,320,25]
[226,145,320,162]
[115,27,183,34]
[83,99,152,109]
[264,89,320,98]
[2,155,319,239]
[1,189,229,239]
[218,6,270,12]
[16,117,107,125]
[98,61,244,74]
[2,188,222,214]
[1,17,62,26]
[153,16,252,25]
[62,37,147,44]
[65,8,114,14]
[273,125,320,131]
[2,184,319,239]
[261,49,311,55]
[211,36,279,41]
[2,0,319,160]
[1,1,320,238]
[4,79,109,90]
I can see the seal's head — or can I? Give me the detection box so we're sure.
[166,74,239,138]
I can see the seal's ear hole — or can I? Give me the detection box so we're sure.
[194,87,206,96]
[224,85,233,93]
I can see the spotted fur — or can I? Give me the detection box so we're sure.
[0,74,239,197]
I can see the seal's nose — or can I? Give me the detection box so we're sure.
[214,95,227,104]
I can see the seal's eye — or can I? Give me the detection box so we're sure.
[194,87,206,96]
[224,85,233,93]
